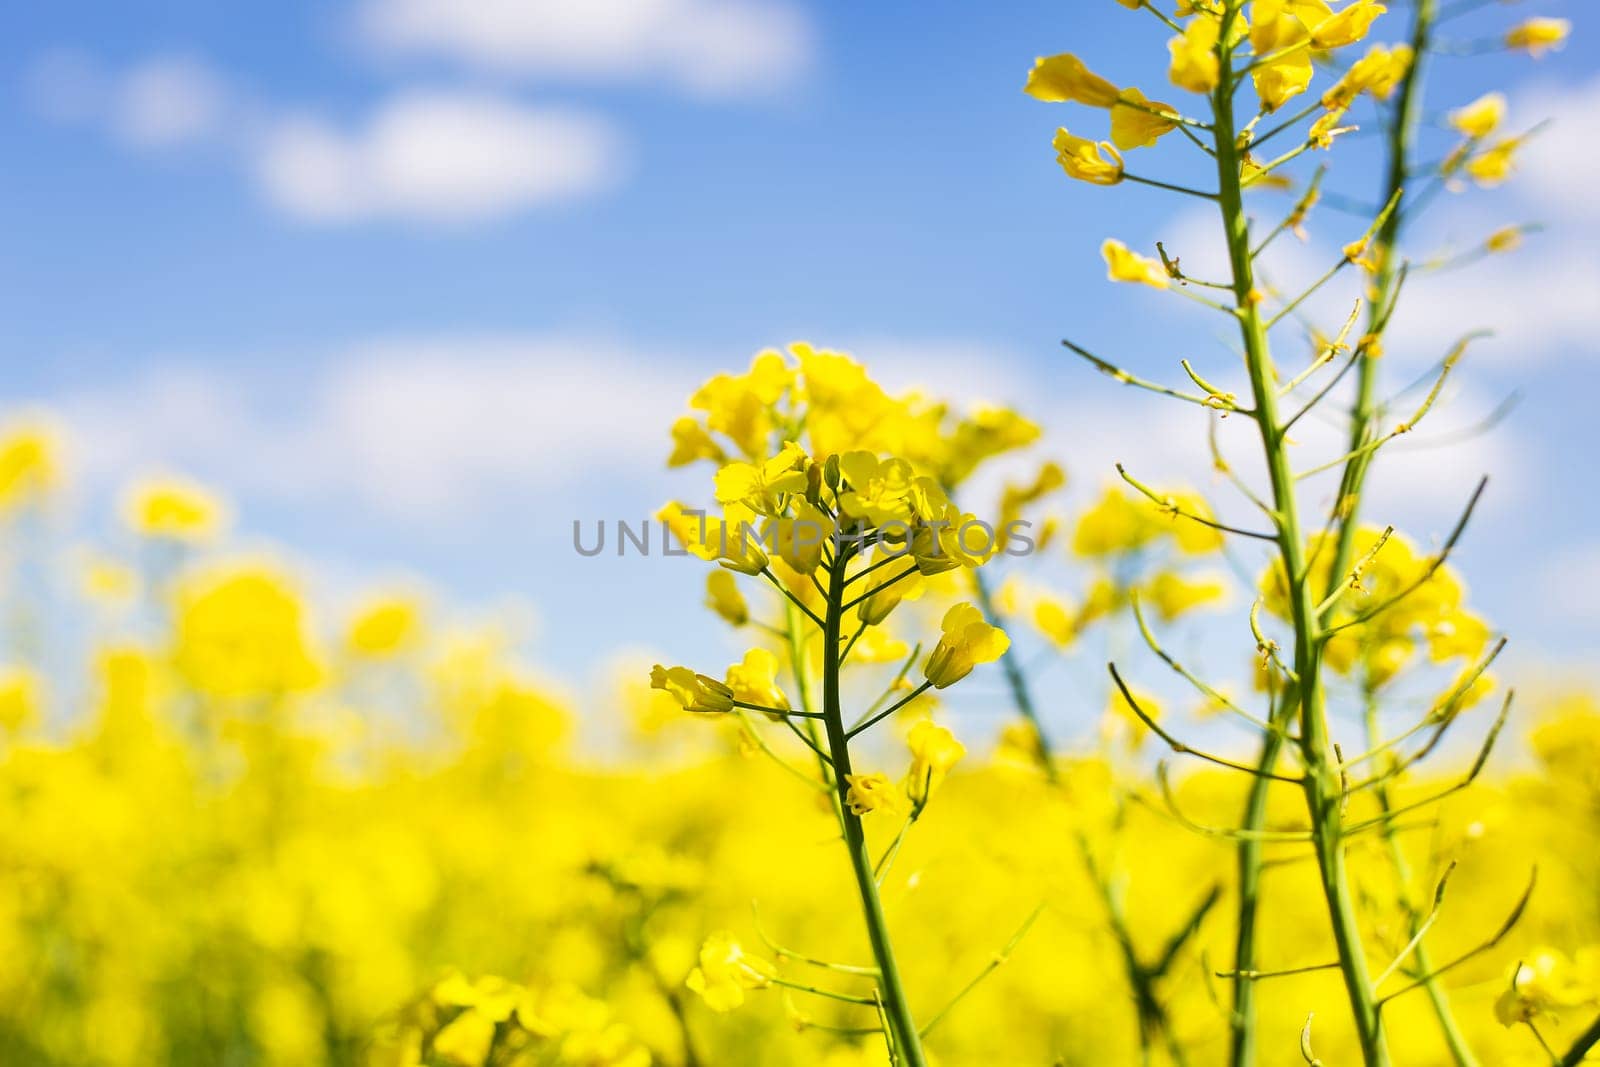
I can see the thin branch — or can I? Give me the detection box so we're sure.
[736,710,830,793]
[1314,525,1394,617]
[1372,862,1456,988]
[760,567,826,629]
[1153,884,1222,976]
[1342,638,1507,792]
[1376,867,1537,1005]
[1117,464,1278,541]
[751,903,879,976]
[1124,172,1219,199]
[1265,191,1403,331]
[1252,99,1327,152]
[1109,663,1302,782]
[766,974,881,1006]
[1559,1014,1600,1067]
[1322,477,1489,637]
[1217,959,1341,982]
[1130,594,1296,742]
[734,699,826,720]
[1345,691,1512,837]
[1278,300,1361,397]
[1295,332,1476,481]
[918,904,1046,1038]
[846,680,934,739]
[1139,764,1313,843]
[1281,343,1360,434]
[1063,339,1247,413]
[841,564,920,613]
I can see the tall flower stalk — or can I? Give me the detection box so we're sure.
[1022,0,1558,1062]
[1208,25,1389,1058]
[652,374,1023,1062]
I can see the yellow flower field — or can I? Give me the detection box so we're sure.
[1,2,1593,1065]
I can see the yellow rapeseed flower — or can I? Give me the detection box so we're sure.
[667,415,725,467]
[1464,137,1522,187]
[1024,53,1121,107]
[906,719,966,805]
[713,442,810,516]
[1505,17,1570,58]
[845,772,899,815]
[724,649,789,713]
[1169,17,1221,94]
[704,570,749,626]
[1110,88,1180,149]
[124,475,227,542]
[923,603,1010,689]
[1250,1,1314,112]
[1485,226,1523,254]
[1309,1,1385,49]
[0,419,61,515]
[650,665,736,714]
[173,562,321,700]
[1072,486,1163,556]
[1052,129,1125,185]
[345,596,423,658]
[1449,92,1505,139]
[1102,238,1170,288]
[685,933,771,1012]
[1322,43,1412,109]
[1143,571,1226,621]
[1033,593,1079,648]
[1494,948,1590,1025]
[0,666,41,733]
[855,548,923,625]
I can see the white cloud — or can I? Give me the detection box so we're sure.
[113,56,228,147]
[1386,75,1600,363]
[356,0,812,97]
[60,336,686,522]
[1385,249,1600,362]
[255,90,621,223]
[1537,545,1600,626]
[1518,74,1600,223]
[27,51,623,225]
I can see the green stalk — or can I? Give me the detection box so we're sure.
[1227,693,1290,1067]
[1232,6,1441,1064]
[785,599,842,810]
[1322,0,1434,596]
[1211,9,1389,1063]
[1560,1015,1600,1066]
[1320,5,1475,1059]
[970,569,1194,1060]
[819,549,928,1065]
[1362,690,1478,1065]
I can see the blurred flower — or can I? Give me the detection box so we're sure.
[123,475,226,542]
[685,933,771,1012]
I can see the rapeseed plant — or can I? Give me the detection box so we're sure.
[1019,1,1586,1064]
[0,5,1596,1067]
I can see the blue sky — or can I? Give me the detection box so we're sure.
[0,1,1596,739]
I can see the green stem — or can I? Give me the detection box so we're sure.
[970,568,1195,1058]
[819,550,928,1065]
[1211,9,1389,1063]
[1560,1014,1600,1066]
[1321,0,1433,599]
[1363,690,1478,1066]
[1228,690,1290,1067]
